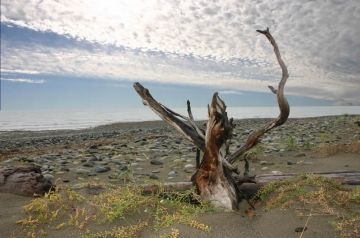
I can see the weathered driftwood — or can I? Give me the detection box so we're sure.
[134,28,291,210]
[142,171,360,195]
[0,165,53,197]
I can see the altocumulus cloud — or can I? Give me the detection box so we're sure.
[1,0,359,104]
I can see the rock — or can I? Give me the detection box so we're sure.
[150,160,163,165]
[149,174,159,180]
[83,161,95,167]
[295,153,306,157]
[95,166,111,173]
[43,174,54,181]
[184,168,194,173]
[0,165,53,196]
[168,171,177,176]
[152,170,161,173]
[287,161,296,165]
[119,165,128,171]
[295,226,307,232]
[184,164,194,169]
[259,161,274,165]
[271,171,282,175]
[261,167,268,171]
[76,168,90,175]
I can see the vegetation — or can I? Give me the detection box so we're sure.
[16,183,213,238]
[256,174,360,238]
[285,136,298,151]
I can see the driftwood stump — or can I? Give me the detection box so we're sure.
[0,165,53,196]
[134,28,291,210]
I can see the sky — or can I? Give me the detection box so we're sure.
[1,0,359,111]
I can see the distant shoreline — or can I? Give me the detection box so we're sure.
[1,106,360,131]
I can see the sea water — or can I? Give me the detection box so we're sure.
[0,106,359,131]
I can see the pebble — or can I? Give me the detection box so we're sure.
[150,160,164,165]
[76,168,90,175]
[152,170,161,173]
[43,174,54,181]
[261,167,268,171]
[95,166,111,173]
[168,171,177,176]
[260,161,274,165]
[184,164,194,169]
[287,161,296,165]
[149,174,159,180]
[83,161,95,167]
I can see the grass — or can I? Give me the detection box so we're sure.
[285,136,298,151]
[255,174,360,238]
[244,145,264,161]
[16,183,213,238]
[317,141,360,157]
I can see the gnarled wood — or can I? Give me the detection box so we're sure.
[227,28,290,163]
[134,82,205,150]
[192,93,239,209]
[134,28,290,210]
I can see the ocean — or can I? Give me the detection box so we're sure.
[0,106,359,131]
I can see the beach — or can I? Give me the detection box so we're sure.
[1,115,359,238]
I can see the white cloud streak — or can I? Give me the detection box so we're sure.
[219,90,243,95]
[1,0,360,104]
[1,78,46,84]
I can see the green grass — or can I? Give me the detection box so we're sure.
[285,136,298,151]
[16,183,213,238]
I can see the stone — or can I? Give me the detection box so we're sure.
[43,174,54,181]
[168,171,177,176]
[83,161,95,167]
[287,161,296,165]
[295,153,306,157]
[184,164,194,169]
[149,174,159,180]
[95,166,111,173]
[261,167,268,171]
[260,161,274,165]
[150,160,163,165]
[152,170,161,173]
[0,165,53,196]
[76,168,90,175]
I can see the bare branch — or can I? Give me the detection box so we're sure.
[187,100,205,139]
[133,82,205,150]
[268,85,277,94]
[227,28,290,163]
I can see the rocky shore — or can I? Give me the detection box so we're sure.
[0,115,360,238]
[1,115,359,189]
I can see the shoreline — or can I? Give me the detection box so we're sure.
[1,114,359,133]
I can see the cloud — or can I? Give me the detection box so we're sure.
[1,77,46,84]
[219,90,243,95]
[1,0,360,104]
[1,69,41,74]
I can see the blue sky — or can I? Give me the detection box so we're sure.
[1,0,359,111]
